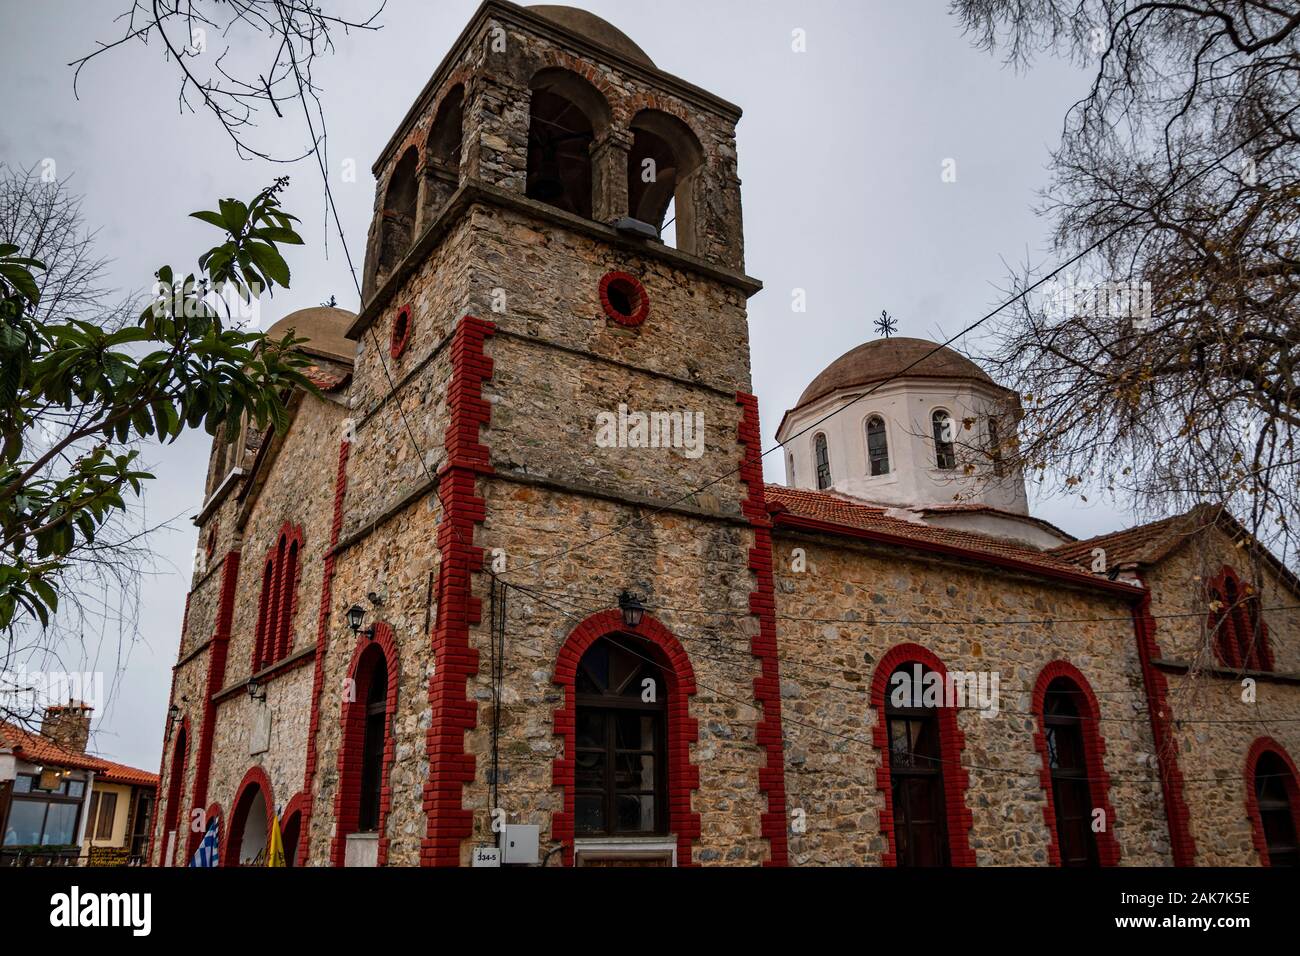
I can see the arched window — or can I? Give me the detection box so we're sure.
[574,637,666,836]
[1042,679,1099,865]
[932,410,956,470]
[866,416,889,476]
[357,653,389,833]
[1247,741,1299,867]
[1031,664,1121,866]
[253,525,303,672]
[627,110,704,254]
[421,85,464,225]
[883,663,950,866]
[814,433,832,490]
[1208,566,1272,671]
[378,146,419,278]
[526,69,609,219]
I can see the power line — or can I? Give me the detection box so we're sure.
[502,580,1299,787]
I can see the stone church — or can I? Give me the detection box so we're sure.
[151,1,1300,867]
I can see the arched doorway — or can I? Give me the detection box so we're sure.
[226,768,273,867]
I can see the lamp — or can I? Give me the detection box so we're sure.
[167,703,180,723]
[618,591,645,629]
[346,602,376,640]
[247,678,266,702]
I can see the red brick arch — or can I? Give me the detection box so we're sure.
[552,609,700,866]
[330,622,400,866]
[158,714,191,866]
[1031,660,1122,866]
[223,765,274,867]
[869,643,976,866]
[1244,737,1300,866]
[279,791,310,867]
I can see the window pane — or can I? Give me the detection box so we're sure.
[615,753,655,791]
[66,780,85,799]
[615,712,655,750]
[575,711,605,749]
[3,800,46,845]
[42,802,79,845]
[574,794,604,834]
[615,794,655,832]
[96,792,118,840]
[574,751,605,790]
[14,776,32,794]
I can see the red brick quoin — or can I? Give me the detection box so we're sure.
[870,643,976,866]
[1030,660,1122,866]
[736,392,789,865]
[331,622,400,866]
[298,439,351,866]
[552,610,701,866]
[421,315,494,866]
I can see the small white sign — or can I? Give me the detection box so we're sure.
[472,845,501,868]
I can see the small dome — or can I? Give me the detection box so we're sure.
[794,337,995,410]
[527,5,655,68]
[263,306,356,363]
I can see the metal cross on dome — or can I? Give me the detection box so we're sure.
[874,310,897,339]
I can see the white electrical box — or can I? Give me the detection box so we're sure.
[500,824,539,864]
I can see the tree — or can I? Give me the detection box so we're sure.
[951,1,1300,566]
[0,176,315,684]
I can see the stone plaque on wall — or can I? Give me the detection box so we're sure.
[249,702,271,755]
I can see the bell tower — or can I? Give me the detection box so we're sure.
[335,1,786,867]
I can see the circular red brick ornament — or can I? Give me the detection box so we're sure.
[389,304,412,358]
[599,272,650,327]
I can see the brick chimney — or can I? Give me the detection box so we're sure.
[41,702,93,754]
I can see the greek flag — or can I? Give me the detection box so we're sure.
[189,817,220,867]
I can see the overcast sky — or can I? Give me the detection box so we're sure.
[1,0,1138,770]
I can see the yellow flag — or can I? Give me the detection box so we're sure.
[266,813,286,867]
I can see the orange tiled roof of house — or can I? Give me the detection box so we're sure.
[0,720,158,788]
[764,484,1105,581]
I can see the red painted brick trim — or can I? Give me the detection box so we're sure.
[1244,737,1300,866]
[148,646,184,866]
[280,791,309,867]
[330,624,400,867]
[223,765,274,867]
[421,315,494,866]
[390,304,413,359]
[158,714,190,866]
[187,549,241,859]
[735,392,789,866]
[255,522,305,670]
[870,643,976,867]
[552,609,701,866]
[1132,577,1197,865]
[1206,565,1274,672]
[299,439,351,867]
[1030,661,1122,866]
[598,271,650,327]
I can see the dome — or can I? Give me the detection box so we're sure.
[794,337,995,411]
[527,5,655,68]
[263,306,356,363]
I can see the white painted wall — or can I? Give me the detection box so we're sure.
[778,379,1029,514]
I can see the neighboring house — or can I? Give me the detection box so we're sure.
[0,704,158,866]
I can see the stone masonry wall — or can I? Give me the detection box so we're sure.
[773,531,1171,866]
[1142,527,1300,865]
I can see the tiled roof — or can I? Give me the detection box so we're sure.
[764,484,1102,580]
[915,503,1075,543]
[303,363,351,392]
[1049,505,1218,569]
[0,720,158,789]
[94,758,160,789]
